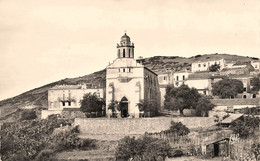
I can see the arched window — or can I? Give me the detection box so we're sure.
[123,49,125,57]
[243,95,247,99]
[118,49,120,57]
[129,49,131,57]
[253,94,256,98]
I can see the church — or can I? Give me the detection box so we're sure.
[106,33,161,118]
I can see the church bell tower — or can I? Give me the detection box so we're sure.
[117,33,135,58]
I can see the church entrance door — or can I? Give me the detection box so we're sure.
[121,97,128,118]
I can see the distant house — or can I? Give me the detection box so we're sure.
[221,62,254,75]
[191,58,225,73]
[158,70,174,107]
[251,60,260,70]
[173,70,191,87]
[42,84,104,119]
[228,74,254,97]
[186,72,226,95]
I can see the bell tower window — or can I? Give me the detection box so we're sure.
[129,49,131,57]
[123,49,125,58]
[118,49,120,58]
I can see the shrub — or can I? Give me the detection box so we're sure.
[115,136,170,161]
[163,121,190,136]
[20,110,37,120]
[49,131,96,152]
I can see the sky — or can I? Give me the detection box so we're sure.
[0,0,259,100]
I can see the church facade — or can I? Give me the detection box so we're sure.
[106,33,160,118]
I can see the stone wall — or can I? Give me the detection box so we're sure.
[61,110,85,119]
[74,117,215,136]
[211,98,260,106]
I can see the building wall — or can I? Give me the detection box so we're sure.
[186,79,210,95]
[191,59,225,72]
[251,61,260,70]
[159,87,166,107]
[144,68,161,109]
[48,87,104,110]
[106,58,145,118]
[173,72,191,87]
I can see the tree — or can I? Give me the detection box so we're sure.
[212,78,244,98]
[80,93,105,117]
[136,99,159,117]
[209,64,220,72]
[230,116,260,138]
[108,100,120,117]
[115,136,170,161]
[164,85,201,116]
[195,96,215,117]
[250,74,260,93]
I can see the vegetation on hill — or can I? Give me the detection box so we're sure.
[0,115,96,160]
[0,53,258,121]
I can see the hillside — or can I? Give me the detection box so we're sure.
[0,53,258,121]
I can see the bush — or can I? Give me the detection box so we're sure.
[163,121,190,136]
[20,110,37,120]
[49,131,96,152]
[115,136,170,161]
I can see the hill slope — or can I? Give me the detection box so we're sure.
[0,53,258,121]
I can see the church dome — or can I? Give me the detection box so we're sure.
[121,33,130,43]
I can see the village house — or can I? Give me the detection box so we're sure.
[106,33,160,118]
[191,58,226,73]
[173,70,192,87]
[251,60,260,70]
[185,72,225,95]
[220,62,254,75]
[42,84,104,119]
[157,70,174,107]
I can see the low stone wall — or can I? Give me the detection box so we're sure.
[74,117,216,136]
[61,111,85,119]
[211,98,260,106]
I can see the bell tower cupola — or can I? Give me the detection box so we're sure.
[117,33,135,58]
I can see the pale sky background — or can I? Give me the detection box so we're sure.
[0,0,260,100]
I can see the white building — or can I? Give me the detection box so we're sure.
[173,70,191,87]
[191,58,225,73]
[42,84,104,119]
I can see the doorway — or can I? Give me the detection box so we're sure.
[214,143,219,157]
[121,97,128,118]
